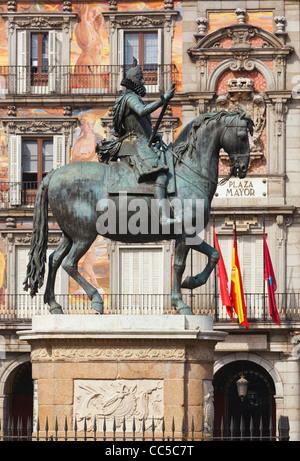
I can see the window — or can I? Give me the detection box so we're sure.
[21,138,53,205]
[30,33,49,87]
[119,247,163,313]
[124,32,158,85]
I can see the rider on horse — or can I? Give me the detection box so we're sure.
[97,59,177,225]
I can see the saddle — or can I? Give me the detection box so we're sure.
[106,149,176,195]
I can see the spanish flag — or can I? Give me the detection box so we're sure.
[213,228,234,321]
[230,232,249,329]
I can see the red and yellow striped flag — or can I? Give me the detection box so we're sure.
[230,232,249,329]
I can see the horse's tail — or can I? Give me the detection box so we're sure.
[23,169,55,297]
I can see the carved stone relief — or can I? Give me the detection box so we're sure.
[203,380,214,434]
[74,379,164,432]
[216,77,266,162]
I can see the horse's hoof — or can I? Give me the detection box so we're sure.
[171,299,193,315]
[92,300,104,314]
[49,307,63,314]
[177,305,193,315]
[181,276,194,290]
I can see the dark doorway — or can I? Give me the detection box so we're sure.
[213,360,276,439]
[11,362,33,435]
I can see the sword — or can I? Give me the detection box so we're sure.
[148,82,175,147]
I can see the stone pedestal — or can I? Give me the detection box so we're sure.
[19,315,226,439]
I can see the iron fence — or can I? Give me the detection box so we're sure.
[0,64,179,96]
[0,414,289,442]
[0,292,300,322]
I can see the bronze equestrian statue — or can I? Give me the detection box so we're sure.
[97,59,178,225]
[23,63,253,315]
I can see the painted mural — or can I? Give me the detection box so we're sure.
[208,11,274,33]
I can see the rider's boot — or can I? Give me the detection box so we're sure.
[154,173,181,226]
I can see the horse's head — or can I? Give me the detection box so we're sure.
[221,111,254,179]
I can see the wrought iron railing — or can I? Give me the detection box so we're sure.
[0,64,179,96]
[0,292,300,322]
[0,414,289,441]
[0,181,39,207]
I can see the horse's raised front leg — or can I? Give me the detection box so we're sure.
[44,233,72,314]
[62,239,104,314]
[171,237,192,315]
[181,240,219,290]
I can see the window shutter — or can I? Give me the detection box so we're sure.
[9,135,22,205]
[157,28,162,89]
[118,29,124,91]
[53,135,66,169]
[48,30,57,92]
[17,30,30,94]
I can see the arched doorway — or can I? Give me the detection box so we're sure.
[11,362,33,430]
[213,360,276,439]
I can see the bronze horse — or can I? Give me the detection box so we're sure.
[24,109,253,315]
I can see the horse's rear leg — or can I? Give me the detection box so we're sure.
[181,240,219,290]
[44,233,72,314]
[62,239,103,314]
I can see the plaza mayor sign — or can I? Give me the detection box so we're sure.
[215,178,267,198]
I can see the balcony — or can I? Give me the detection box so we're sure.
[0,182,38,208]
[0,64,179,97]
[0,292,300,323]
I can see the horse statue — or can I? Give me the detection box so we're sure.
[23,108,253,315]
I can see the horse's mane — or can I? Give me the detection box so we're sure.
[173,108,253,162]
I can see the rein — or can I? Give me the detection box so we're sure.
[166,143,218,187]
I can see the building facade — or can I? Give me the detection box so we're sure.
[0,0,299,440]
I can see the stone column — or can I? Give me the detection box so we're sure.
[19,315,226,440]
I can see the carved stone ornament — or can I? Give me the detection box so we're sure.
[1,12,77,35]
[235,8,247,24]
[1,117,77,136]
[102,10,178,36]
[196,17,208,36]
[216,77,266,161]
[274,16,286,35]
[74,379,164,432]
[203,380,214,434]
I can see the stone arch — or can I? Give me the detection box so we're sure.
[0,353,31,396]
[207,58,275,92]
[214,352,283,398]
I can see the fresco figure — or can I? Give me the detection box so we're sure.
[75,3,104,67]
[72,113,101,162]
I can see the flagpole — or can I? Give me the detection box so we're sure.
[263,213,266,321]
[234,213,237,250]
[213,215,218,322]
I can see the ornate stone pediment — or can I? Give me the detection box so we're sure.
[189,23,293,54]
[1,12,77,35]
[102,10,178,35]
[1,117,77,136]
